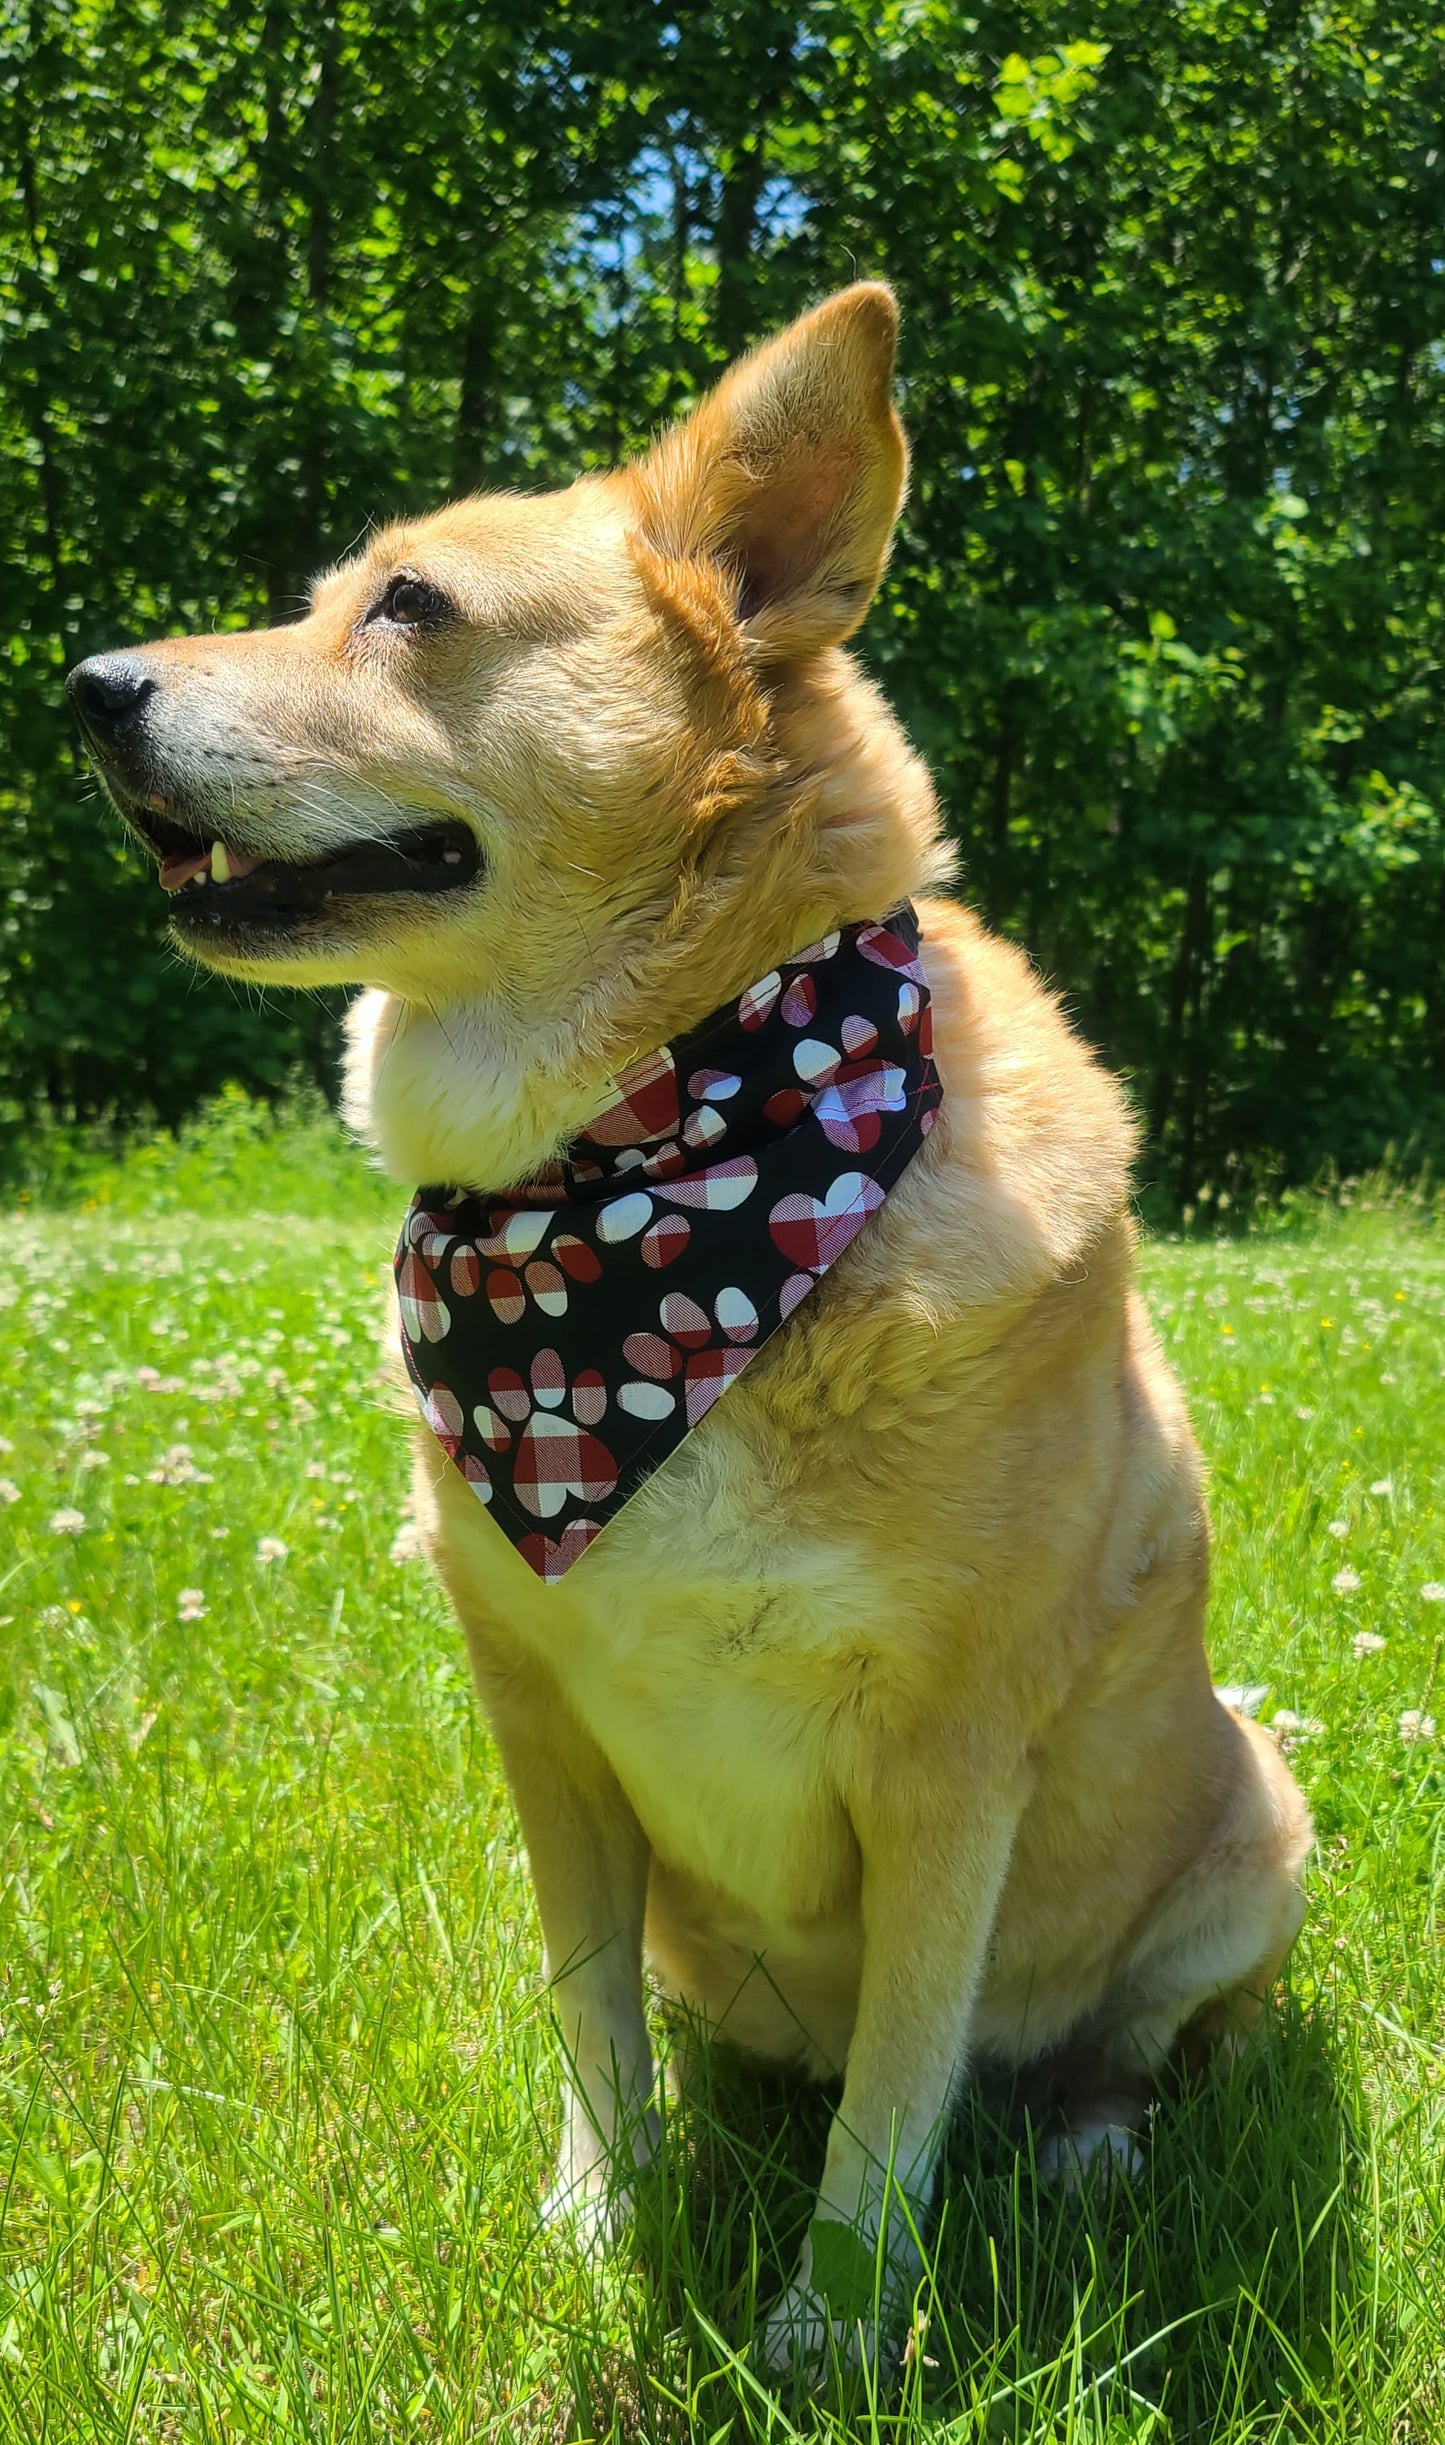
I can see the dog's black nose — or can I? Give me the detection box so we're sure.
[67,654,157,741]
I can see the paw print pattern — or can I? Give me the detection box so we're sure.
[592,1153,759,1271]
[476,1350,619,1521]
[620,1289,760,1426]
[396,1204,462,1343]
[472,1208,603,1324]
[858,919,935,1054]
[396,905,941,1580]
[738,931,841,1031]
[418,1382,493,1495]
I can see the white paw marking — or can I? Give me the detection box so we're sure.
[1036,2118,1144,2193]
[539,2167,634,2251]
[757,2284,891,2386]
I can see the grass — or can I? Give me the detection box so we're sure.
[0,1097,1442,2442]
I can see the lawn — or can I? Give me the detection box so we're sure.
[1,1099,1442,2443]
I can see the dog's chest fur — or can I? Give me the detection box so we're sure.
[422,1383,889,1930]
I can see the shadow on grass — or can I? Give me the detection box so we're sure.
[562,1996,1399,2443]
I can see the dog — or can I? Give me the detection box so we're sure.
[70,282,1312,2384]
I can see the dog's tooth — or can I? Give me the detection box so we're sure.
[210,841,231,883]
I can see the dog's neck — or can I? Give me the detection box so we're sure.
[343,662,950,1192]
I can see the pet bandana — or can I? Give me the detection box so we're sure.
[395,907,942,1581]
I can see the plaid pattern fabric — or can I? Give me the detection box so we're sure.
[396,905,942,1583]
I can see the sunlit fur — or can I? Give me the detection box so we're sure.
[117,285,1312,2381]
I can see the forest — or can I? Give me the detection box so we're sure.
[4,0,1444,1207]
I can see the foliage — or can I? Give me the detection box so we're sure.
[4,0,1445,1201]
[0,1074,397,1213]
[1,1120,1443,2436]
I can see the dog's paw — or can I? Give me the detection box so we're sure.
[1035,2116,1144,2193]
[757,2220,911,2391]
[539,2163,634,2252]
[756,2282,891,2389]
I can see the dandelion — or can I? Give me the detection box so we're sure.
[1351,1631,1386,1659]
[1420,1583,1445,1604]
[49,1508,85,1536]
[1332,1568,1361,1594]
[0,1479,19,1506]
[176,1588,207,1621]
[1398,1710,1437,1744]
[256,1536,289,1565]
[1327,1519,1349,1539]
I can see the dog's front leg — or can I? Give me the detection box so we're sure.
[759,1737,1024,2386]
[475,1654,658,2241]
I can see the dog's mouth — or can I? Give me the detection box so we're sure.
[122,797,482,927]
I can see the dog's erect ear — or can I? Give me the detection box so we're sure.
[629,282,906,661]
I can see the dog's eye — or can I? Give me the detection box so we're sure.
[373,574,448,628]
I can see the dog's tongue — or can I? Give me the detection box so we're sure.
[158,843,266,893]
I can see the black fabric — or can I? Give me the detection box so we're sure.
[395,906,942,1581]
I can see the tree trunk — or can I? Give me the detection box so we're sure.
[713,137,764,358]
[1146,857,1209,1184]
[15,86,65,620]
[305,9,340,315]
[453,289,496,495]
[290,10,342,594]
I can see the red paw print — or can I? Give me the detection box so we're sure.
[620,1288,760,1428]
[472,1209,602,1325]
[476,1350,618,1520]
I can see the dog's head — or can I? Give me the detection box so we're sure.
[71,284,937,1038]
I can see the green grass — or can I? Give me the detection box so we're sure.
[1,1103,1442,2442]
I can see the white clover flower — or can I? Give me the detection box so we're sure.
[176,1588,207,1621]
[48,1508,86,1535]
[1332,1568,1361,1595]
[1327,1519,1349,1539]
[1272,1709,1326,1747]
[1215,1684,1269,1718]
[389,1519,425,1566]
[1351,1631,1386,1659]
[0,1479,19,1506]
[1369,1478,1393,1498]
[1420,1583,1445,1604]
[1398,1710,1437,1744]
[79,1449,110,1471]
[256,1537,289,1565]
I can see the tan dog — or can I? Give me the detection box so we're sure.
[71,284,1311,2383]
